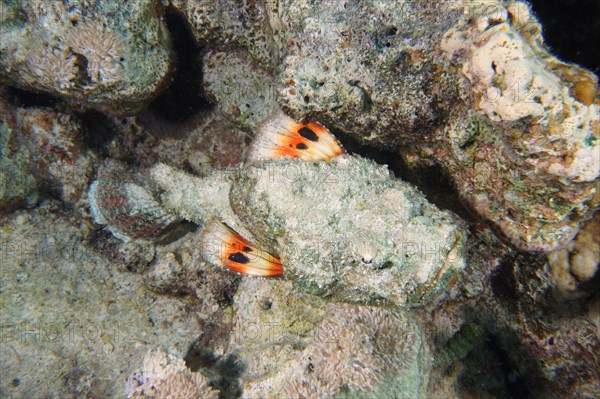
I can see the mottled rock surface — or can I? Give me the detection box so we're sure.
[0,101,38,212]
[0,101,96,211]
[228,279,430,398]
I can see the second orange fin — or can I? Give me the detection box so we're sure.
[247,111,345,162]
[200,219,284,277]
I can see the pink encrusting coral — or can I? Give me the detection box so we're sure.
[23,44,79,91]
[66,22,125,86]
[125,349,219,399]
[283,303,425,398]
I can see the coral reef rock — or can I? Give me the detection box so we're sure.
[203,49,279,131]
[188,0,599,251]
[0,203,201,398]
[0,101,38,212]
[125,349,219,399]
[150,155,467,306]
[0,0,173,114]
[1,101,96,212]
[228,279,430,398]
[17,106,97,205]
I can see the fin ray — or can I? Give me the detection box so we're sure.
[247,112,345,162]
[200,220,284,277]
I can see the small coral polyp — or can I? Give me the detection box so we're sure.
[284,303,426,398]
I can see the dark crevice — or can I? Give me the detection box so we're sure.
[0,86,59,108]
[137,6,212,137]
[78,110,116,155]
[485,337,530,398]
[184,342,244,399]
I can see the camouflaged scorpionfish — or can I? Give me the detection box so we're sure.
[90,110,466,306]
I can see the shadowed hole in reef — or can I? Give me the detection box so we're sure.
[473,336,530,398]
[1,86,59,108]
[338,133,475,222]
[137,5,213,139]
[184,340,244,399]
[78,110,116,156]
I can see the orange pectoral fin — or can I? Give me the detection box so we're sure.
[200,220,284,277]
[247,111,345,162]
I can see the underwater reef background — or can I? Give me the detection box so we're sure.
[1,1,599,398]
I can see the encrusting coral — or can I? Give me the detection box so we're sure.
[66,22,125,86]
[548,212,600,297]
[125,349,219,399]
[24,44,79,91]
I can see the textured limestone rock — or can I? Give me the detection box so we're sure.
[17,106,97,205]
[0,101,96,212]
[150,155,467,306]
[184,0,599,251]
[0,0,173,114]
[481,251,600,398]
[203,49,279,131]
[436,1,599,251]
[176,0,280,70]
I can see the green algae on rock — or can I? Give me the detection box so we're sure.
[150,155,467,306]
[0,0,173,114]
